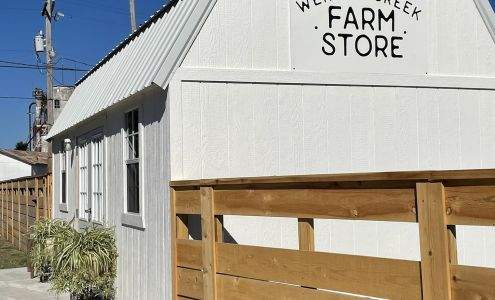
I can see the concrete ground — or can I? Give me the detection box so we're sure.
[0,268,69,300]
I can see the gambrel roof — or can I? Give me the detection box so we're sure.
[47,0,216,139]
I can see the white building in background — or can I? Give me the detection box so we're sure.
[47,0,495,299]
[0,149,49,181]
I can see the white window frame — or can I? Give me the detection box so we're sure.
[59,143,68,212]
[475,0,495,42]
[121,107,145,229]
[78,139,90,221]
[77,130,105,224]
[91,134,104,224]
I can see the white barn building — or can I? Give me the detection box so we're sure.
[48,0,495,299]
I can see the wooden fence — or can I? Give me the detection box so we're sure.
[171,170,495,300]
[0,174,52,252]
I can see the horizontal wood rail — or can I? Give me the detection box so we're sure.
[170,169,495,300]
[0,174,52,252]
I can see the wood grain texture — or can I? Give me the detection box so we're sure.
[177,239,202,270]
[298,218,314,251]
[175,191,201,214]
[201,187,217,300]
[217,274,364,300]
[171,169,495,187]
[451,264,495,300]
[214,188,417,222]
[177,267,203,299]
[417,183,452,300]
[445,185,495,225]
[216,243,422,299]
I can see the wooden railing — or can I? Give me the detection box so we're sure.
[170,170,495,300]
[0,174,52,252]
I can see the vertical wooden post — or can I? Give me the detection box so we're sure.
[1,182,3,238]
[298,218,315,251]
[17,181,21,250]
[417,182,453,300]
[43,177,48,219]
[10,181,14,244]
[215,216,224,243]
[201,187,217,300]
[25,179,29,252]
[447,225,458,264]
[35,178,39,221]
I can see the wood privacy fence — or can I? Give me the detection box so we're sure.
[0,174,52,252]
[170,170,495,300]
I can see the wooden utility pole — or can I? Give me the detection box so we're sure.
[129,0,137,32]
[43,0,54,131]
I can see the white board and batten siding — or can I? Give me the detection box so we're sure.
[52,87,170,300]
[171,0,495,266]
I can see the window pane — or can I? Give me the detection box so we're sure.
[133,110,139,133]
[134,134,139,158]
[126,111,133,134]
[127,163,139,213]
[61,172,66,204]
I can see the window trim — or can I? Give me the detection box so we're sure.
[90,134,104,225]
[59,143,68,212]
[122,107,145,230]
[475,0,495,42]
[77,128,105,224]
[78,137,90,222]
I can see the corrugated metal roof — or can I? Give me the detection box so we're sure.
[48,0,216,139]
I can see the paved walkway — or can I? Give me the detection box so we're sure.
[0,268,69,300]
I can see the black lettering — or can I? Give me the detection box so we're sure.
[328,6,341,28]
[322,33,336,55]
[296,0,311,12]
[344,7,359,30]
[394,0,401,9]
[338,33,353,56]
[403,1,412,14]
[362,8,375,30]
[355,35,373,57]
[378,9,395,32]
[313,0,322,5]
[391,36,403,58]
[411,7,421,21]
[375,35,388,57]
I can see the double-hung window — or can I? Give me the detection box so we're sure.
[78,141,90,220]
[61,144,67,206]
[125,110,140,214]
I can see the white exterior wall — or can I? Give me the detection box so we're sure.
[0,154,32,181]
[52,86,171,300]
[172,0,495,267]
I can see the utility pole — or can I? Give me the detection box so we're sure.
[129,0,136,32]
[42,0,54,132]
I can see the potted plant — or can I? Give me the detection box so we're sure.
[50,225,118,300]
[30,219,74,282]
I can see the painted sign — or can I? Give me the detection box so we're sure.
[291,0,427,75]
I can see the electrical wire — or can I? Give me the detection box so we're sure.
[0,96,33,100]
[0,64,89,72]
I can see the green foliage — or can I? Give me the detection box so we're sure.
[15,141,28,151]
[30,218,74,280]
[50,225,117,299]
[30,219,117,299]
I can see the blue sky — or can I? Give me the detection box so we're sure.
[0,0,166,149]
[491,0,495,10]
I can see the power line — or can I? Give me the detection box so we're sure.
[0,96,33,100]
[0,65,89,72]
